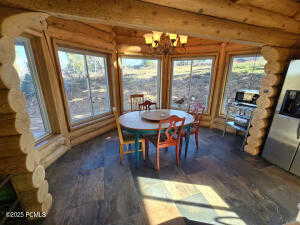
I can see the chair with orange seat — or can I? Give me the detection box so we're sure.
[146,115,185,171]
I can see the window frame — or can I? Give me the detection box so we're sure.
[219,51,265,116]
[15,36,53,142]
[119,55,162,113]
[53,40,114,130]
[169,55,217,115]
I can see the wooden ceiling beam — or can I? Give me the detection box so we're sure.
[0,0,299,47]
[141,0,300,34]
[235,0,300,18]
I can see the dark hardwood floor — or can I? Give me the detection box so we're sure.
[39,128,300,225]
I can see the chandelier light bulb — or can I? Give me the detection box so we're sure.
[167,33,177,41]
[143,33,153,44]
[179,35,188,44]
[152,31,162,41]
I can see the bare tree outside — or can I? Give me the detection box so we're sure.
[57,49,111,123]
[121,58,160,111]
[171,58,214,111]
[222,55,266,113]
[14,38,51,140]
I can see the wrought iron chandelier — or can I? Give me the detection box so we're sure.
[143,31,188,55]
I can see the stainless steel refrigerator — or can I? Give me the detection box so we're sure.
[263,60,300,176]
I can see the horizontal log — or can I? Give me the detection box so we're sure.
[0,114,31,137]
[22,192,53,214]
[0,63,20,90]
[261,46,292,62]
[175,44,222,54]
[47,16,115,43]
[0,133,34,157]
[259,86,279,98]
[37,180,49,203]
[256,96,276,108]
[261,74,282,87]
[0,7,48,37]
[248,127,267,138]
[246,137,264,148]
[117,44,152,54]
[40,145,69,168]
[253,108,273,120]
[0,88,26,114]
[250,118,269,129]
[18,186,49,209]
[11,165,45,192]
[264,61,287,74]
[235,0,299,17]
[47,26,115,50]
[79,21,114,33]
[0,152,36,174]
[244,144,260,155]
[0,37,15,69]
[142,0,300,34]
[42,193,53,213]
[1,0,300,47]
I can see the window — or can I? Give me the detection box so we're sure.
[221,54,266,113]
[14,37,51,140]
[120,57,161,111]
[57,48,111,124]
[170,57,214,111]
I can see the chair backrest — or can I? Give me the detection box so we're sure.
[130,94,144,111]
[188,102,205,114]
[113,107,124,143]
[138,100,157,111]
[157,115,185,146]
[188,103,205,127]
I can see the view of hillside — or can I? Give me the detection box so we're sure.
[15,48,266,138]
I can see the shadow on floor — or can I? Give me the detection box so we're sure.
[159,217,213,225]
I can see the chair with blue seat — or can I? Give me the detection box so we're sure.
[113,107,145,161]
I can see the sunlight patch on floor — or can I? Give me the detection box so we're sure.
[137,176,247,225]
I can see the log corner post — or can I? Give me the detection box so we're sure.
[0,6,53,216]
[244,45,295,155]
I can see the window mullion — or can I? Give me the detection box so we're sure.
[187,60,193,110]
[84,55,94,116]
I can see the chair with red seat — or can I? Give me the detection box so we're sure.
[138,100,157,111]
[181,103,205,157]
[147,115,185,171]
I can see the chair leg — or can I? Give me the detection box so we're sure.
[141,140,146,161]
[176,144,180,167]
[179,137,183,157]
[145,139,149,159]
[156,147,160,171]
[195,132,199,150]
[119,145,124,161]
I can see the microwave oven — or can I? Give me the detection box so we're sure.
[235,89,260,106]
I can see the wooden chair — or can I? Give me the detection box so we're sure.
[138,100,157,111]
[130,94,144,111]
[147,115,185,171]
[181,103,205,157]
[113,108,146,161]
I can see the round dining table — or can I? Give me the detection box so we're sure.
[119,109,194,167]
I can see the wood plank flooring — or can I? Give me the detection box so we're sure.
[37,128,300,225]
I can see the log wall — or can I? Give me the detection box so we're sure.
[244,47,297,155]
[0,6,53,215]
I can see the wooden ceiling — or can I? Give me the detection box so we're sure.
[1,0,300,47]
[141,0,300,33]
[112,26,223,47]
